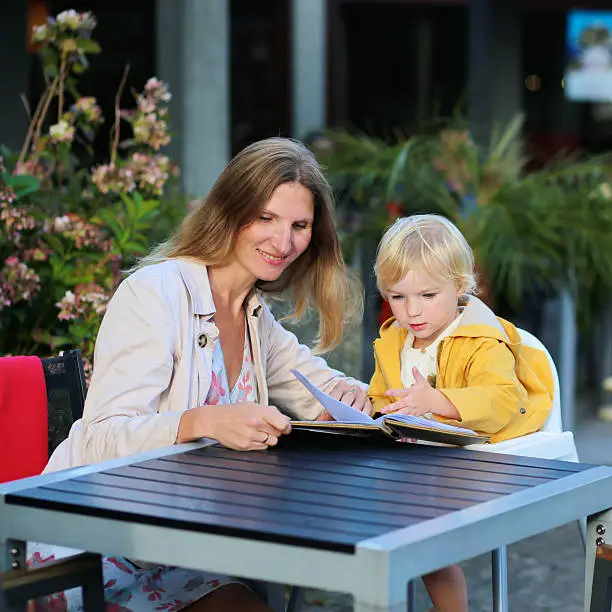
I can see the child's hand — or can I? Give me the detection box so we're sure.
[382,367,460,420]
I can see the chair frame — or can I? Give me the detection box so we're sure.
[589,543,612,611]
[462,327,579,612]
[42,349,87,424]
[1,553,105,612]
[0,349,101,610]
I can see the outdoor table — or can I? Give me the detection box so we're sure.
[2,435,612,612]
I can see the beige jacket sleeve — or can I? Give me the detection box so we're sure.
[261,304,366,420]
[81,272,185,464]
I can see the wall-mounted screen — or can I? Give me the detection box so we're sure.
[565,10,612,101]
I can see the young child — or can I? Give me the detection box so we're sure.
[368,213,555,612]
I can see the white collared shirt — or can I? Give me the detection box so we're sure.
[400,311,464,390]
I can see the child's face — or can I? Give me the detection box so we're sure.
[386,268,462,349]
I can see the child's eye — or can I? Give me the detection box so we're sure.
[390,294,404,301]
[423,293,437,299]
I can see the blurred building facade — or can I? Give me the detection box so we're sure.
[4,0,612,195]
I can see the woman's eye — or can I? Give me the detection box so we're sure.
[293,222,310,230]
[259,215,272,222]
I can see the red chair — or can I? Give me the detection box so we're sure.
[0,350,103,611]
[0,350,87,483]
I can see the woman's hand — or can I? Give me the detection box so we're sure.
[382,367,460,420]
[178,403,292,450]
[317,380,373,421]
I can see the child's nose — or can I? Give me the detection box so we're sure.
[406,300,422,317]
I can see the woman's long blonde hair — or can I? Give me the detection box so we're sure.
[140,137,361,352]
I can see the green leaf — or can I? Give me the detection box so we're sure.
[385,141,415,202]
[97,210,126,238]
[42,234,66,256]
[2,172,41,197]
[120,192,138,220]
[49,335,72,349]
[123,240,147,253]
[76,38,101,54]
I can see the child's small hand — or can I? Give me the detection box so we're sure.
[382,367,460,420]
[382,367,435,416]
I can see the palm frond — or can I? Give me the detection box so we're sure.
[313,117,612,327]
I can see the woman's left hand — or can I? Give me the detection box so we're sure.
[317,380,372,420]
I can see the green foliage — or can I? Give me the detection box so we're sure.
[314,115,612,327]
[0,9,187,373]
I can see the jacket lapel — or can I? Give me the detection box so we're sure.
[375,323,406,390]
[176,258,269,405]
[246,295,268,405]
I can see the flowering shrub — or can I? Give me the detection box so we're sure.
[0,9,186,374]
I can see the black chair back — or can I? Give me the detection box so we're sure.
[42,350,87,455]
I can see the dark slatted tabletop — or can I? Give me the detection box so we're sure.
[5,438,590,554]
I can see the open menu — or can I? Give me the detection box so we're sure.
[290,369,489,446]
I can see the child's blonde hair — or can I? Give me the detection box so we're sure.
[375,214,477,296]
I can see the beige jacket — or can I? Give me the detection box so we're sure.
[46,258,363,472]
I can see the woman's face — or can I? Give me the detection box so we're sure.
[233,182,314,283]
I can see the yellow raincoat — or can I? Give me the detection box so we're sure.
[368,296,554,443]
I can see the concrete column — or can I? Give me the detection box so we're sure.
[156,0,229,198]
[292,0,327,138]
[155,0,185,176]
[468,0,522,146]
[0,0,29,152]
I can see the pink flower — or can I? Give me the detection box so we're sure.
[0,159,16,204]
[55,10,96,33]
[133,113,170,151]
[92,164,136,194]
[45,212,111,250]
[73,96,103,125]
[106,556,135,574]
[1,201,38,244]
[13,159,46,180]
[56,284,110,322]
[0,257,40,310]
[144,77,171,103]
[126,153,175,195]
[206,371,226,405]
[28,551,56,567]
[49,119,75,144]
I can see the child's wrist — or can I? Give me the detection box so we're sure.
[430,389,461,420]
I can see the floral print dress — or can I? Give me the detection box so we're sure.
[29,325,258,611]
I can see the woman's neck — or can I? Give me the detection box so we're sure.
[207,265,255,317]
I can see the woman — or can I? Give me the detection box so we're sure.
[31,137,370,612]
